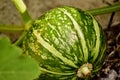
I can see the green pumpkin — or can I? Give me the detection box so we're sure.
[22,6,106,80]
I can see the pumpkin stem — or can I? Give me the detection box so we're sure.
[77,63,92,78]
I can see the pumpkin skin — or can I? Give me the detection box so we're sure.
[22,6,106,80]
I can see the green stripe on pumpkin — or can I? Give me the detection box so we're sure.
[40,67,75,75]
[33,30,78,68]
[91,19,101,63]
[59,8,89,62]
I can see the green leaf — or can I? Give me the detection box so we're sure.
[0,37,40,80]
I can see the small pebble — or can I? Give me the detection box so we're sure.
[101,69,118,80]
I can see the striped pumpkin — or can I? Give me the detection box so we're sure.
[22,6,106,80]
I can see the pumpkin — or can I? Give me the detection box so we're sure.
[22,6,106,80]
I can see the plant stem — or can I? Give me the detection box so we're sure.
[12,0,33,46]
[86,2,120,16]
[14,31,27,46]
[0,25,24,33]
[12,0,32,24]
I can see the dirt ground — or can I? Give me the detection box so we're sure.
[0,0,120,80]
